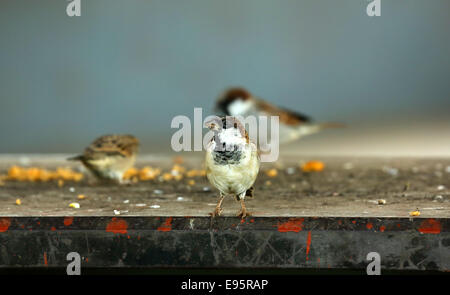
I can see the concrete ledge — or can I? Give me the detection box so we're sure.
[0,216,448,271]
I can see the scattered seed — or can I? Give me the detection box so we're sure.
[265,169,278,178]
[113,210,120,215]
[437,185,446,190]
[77,194,85,200]
[123,200,130,204]
[69,202,80,209]
[150,205,160,209]
[409,209,420,216]
[15,199,21,205]
[69,187,75,193]
[378,199,386,205]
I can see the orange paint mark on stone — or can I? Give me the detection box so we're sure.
[250,219,255,223]
[418,219,441,234]
[351,220,356,224]
[380,226,386,232]
[397,224,401,228]
[306,231,312,261]
[157,217,173,232]
[51,226,56,231]
[43,252,48,266]
[64,217,74,226]
[338,220,342,225]
[106,217,128,234]
[0,218,11,232]
[366,222,373,230]
[277,218,305,233]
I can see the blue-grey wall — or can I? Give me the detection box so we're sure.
[0,0,449,154]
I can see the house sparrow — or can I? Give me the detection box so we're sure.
[216,87,343,144]
[205,116,260,218]
[68,134,139,183]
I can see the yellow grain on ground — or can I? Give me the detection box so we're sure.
[69,202,80,209]
[6,166,83,182]
[123,167,139,180]
[186,169,206,177]
[15,199,21,205]
[139,167,161,181]
[265,169,278,177]
[162,173,174,181]
[409,210,421,216]
[301,161,325,172]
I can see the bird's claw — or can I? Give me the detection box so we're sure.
[210,207,223,217]
[237,208,251,219]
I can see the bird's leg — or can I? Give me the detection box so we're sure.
[210,194,225,217]
[237,192,251,219]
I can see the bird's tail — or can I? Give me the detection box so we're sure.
[317,122,346,130]
[280,121,346,144]
[67,155,84,161]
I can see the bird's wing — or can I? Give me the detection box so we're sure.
[84,135,139,160]
[255,99,311,126]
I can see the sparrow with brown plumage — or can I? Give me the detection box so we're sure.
[205,116,260,218]
[216,87,343,144]
[68,134,139,184]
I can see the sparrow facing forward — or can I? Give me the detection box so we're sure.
[216,87,343,144]
[205,116,260,218]
[68,134,139,184]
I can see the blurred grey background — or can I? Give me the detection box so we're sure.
[0,0,449,156]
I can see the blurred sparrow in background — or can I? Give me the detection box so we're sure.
[216,87,343,144]
[68,134,139,184]
[205,116,260,218]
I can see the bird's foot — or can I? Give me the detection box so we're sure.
[209,206,223,217]
[237,207,251,219]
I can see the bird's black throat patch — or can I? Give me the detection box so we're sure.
[212,144,242,165]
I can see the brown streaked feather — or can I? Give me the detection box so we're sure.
[255,99,311,126]
[83,134,139,160]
